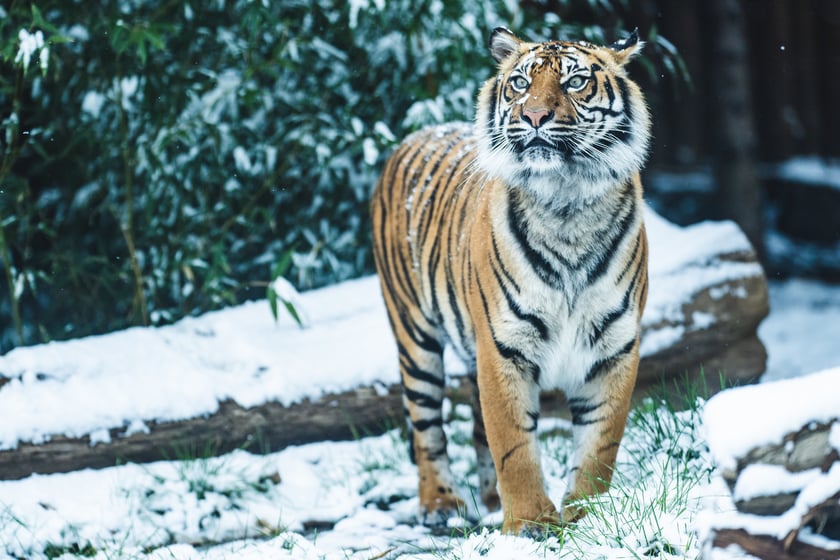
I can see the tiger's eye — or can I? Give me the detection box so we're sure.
[510,76,529,91]
[567,76,587,89]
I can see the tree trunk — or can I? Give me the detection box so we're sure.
[704,0,764,256]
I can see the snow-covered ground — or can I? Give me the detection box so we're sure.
[0,241,839,558]
[759,277,840,381]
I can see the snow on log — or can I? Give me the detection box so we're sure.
[701,367,840,558]
[0,209,769,479]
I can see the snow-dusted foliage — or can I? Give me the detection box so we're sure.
[0,2,677,351]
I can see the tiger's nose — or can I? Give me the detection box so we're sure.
[522,108,553,128]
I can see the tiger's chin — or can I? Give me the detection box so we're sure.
[477,148,623,209]
[518,146,569,168]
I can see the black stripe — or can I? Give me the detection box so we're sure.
[404,387,443,409]
[426,446,447,461]
[441,170,470,344]
[587,192,636,283]
[616,232,643,284]
[603,76,616,108]
[490,261,549,340]
[393,307,442,355]
[416,136,466,241]
[506,194,560,288]
[582,73,600,104]
[589,257,644,347]
[383,146,428,311]
[584,337,636,383]
[567,399,605,424]
[568,399,605,426]
[500,441,527,472]
[490,228,520,293]
[445,279,467,343]
[399,345,444,387]
[475,274,541,382]
[428,229,444,320]
[638,277,648,308]
[523,410,539,432]
[616,77,633,124]
[598,442,621,454]
[571,416,606,427]
[413,417,443,432]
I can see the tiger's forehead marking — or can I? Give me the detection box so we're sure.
[518,42,597,75]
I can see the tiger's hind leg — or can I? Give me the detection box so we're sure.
[397,335,466,526]
[562,341,640,522]
[467,373,500,512]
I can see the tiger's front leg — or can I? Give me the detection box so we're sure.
[475,345,558,534]
[561,341,640,522]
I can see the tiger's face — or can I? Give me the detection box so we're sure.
[476,28,651,207]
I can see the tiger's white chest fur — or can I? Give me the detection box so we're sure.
[483,186,643,392]
[504,263,639,392]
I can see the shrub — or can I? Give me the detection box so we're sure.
[0,1,681,351]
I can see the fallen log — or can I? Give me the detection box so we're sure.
[0,212,769,479]
[703,370,840,558]
[713,528,840,560]
[0,386,405,481]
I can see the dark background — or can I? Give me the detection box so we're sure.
[543,0,840,273]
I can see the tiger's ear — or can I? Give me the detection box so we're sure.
[490,27,523,63]
[608,28,643,66]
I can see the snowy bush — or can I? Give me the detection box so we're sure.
[0,1,681,351]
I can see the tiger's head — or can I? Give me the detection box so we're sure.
[475,28,651,207]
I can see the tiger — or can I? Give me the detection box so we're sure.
[370,26,651,535]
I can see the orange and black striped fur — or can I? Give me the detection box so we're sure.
[371,27,651,534]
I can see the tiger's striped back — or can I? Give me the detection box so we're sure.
[371,27,650,534]
[372,124,480,363]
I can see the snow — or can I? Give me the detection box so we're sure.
[698,464,840,543]
[81,91,106,117]
[0,403,714,559]
[0,276,395,450]
[643,209,761,329]
[732,464,820,502]
[699,364,840,555]
[702,366,840,472]
[362,137,378,165]
[759,277,840,381]
[772,155,840,191]
[14,29,48,72]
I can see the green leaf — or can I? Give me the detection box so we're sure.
[267,283,278,321]
[47,35,75,46]
[283,299,304,328]
[271,248,295,280]
[144,29,166,51]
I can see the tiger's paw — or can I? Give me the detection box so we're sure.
[501,500,559,537]
[517,520,560,541]
[561,500,587,524]
[481,487,501,513]
[418,491,468,528]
